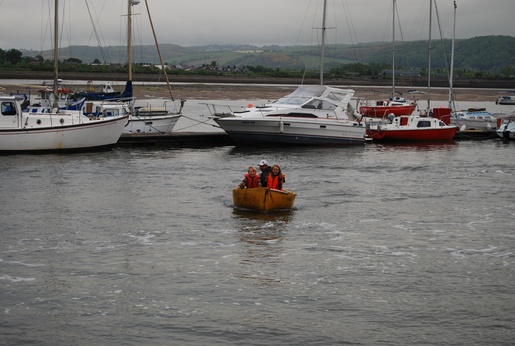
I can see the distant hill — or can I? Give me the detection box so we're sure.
[19,35,515,74]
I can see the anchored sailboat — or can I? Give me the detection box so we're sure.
[82,0,184,136]
[358,0,417,119]
[0,0,127,153]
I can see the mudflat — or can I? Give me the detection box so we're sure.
[1,78,508,103]
[135,83,504,102]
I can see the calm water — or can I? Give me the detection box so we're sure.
[1,98,515,345]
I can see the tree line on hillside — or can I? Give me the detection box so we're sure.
[1,34,514,81]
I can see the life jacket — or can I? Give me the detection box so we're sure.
[244,173,260,188]
[267,173,285,190]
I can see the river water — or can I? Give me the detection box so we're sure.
[1,96,514,345]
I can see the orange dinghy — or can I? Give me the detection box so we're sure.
[232,187,296,212]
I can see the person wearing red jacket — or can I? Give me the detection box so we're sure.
[238,166,260,189]
[267,165,286,190]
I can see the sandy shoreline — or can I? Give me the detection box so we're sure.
[135,83,505,103]
[2,80,508,103]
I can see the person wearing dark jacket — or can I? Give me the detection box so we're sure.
[258,159,272,187]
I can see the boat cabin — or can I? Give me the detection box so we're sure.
[392,115,447,128]
[0,97,20,128]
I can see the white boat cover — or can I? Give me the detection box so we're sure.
[274,85,355,107]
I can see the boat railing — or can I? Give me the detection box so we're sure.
[200,103,238,118]
[163,99,186,114]
[133,99,185,115]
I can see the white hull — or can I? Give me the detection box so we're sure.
[125,114,181,134]
[0,116,128,152]
[452,118,497,132]
[1,95,127,152]
[496,118,515,139]
[215,116,366,145]
[83,100,182,135]
[497,96,515,105]
[451,109,500,132]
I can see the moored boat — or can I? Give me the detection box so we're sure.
[357,0,416,119]
[366,114,457,142]
[496,95,515,105]
[359,97,417,118]
[0,95,128,153]
[0,0,127,154]
[74,81,133,101]
[232,187,296,212]
[212,0,367,146]
[450,108,500,132]
[214,85,367,145]
[496,116,515,141]
[78,0,183,137]
[82,99,182,135]
[27,85,86,111]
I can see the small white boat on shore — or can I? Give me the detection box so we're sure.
[496,95,515,105]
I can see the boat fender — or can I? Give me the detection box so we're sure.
[497,116,502,128]
[279,120,284,133]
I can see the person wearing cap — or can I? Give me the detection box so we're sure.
[258,159,272,187]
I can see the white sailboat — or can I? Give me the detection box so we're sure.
[0,0,127,153]
[213,0,367,145]
[85,0,183,136]
[358,0,417,119]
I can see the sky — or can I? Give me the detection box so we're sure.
[0,0,513,51]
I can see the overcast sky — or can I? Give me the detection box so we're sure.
[0,0,513,50]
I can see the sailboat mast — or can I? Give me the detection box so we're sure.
[144,0,174,100]
[128,0,133,82]
[427,0,433,113]
[449,1,456,109]
[53,0,59,110]
[392,0,396,98]
[320,0,327,86]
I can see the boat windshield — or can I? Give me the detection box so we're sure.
[301,98,337,111]
[275,95,313,106]
[274,85,354,107]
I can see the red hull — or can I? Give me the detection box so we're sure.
[367,127,457,142]
[360,104,416,118]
